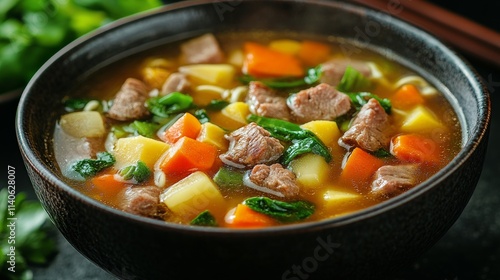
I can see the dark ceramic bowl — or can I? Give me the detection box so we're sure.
[16,0,490,279]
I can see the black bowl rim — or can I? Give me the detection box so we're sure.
[16,0,491,236]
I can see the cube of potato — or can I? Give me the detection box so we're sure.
[197,122,229,152]
[401,106,443,133]
[179,64,235,88]
[301,120,341,146]
[221,102,250,126]
[59,111,105,138]
[323,188,363,215]
[160,171,225,220]
[290,154,330,190]
[113,135,170,169]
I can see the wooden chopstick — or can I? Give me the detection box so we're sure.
[351,0,500,68]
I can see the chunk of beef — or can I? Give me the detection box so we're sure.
[371,164,418,197]
[246,163,300,198]
[340,98,390,151]
[120,186,166,219]
[220,122,284,168]
[320,59,373,86]
[288,83,351,123]
[161,72,191,95]
[108,78,150,121]
[180,33,224,64]
[246,81,291,121]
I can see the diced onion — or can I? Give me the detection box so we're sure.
[394,75,438,96]
[219,155,246,169]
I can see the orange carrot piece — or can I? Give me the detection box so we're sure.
[159,136,217,175]
[340,147,384,186]
[391,134,441,164]
[228,204,276,228]
[391,84,425,109]
[298,40,331,66]
[163,112,202,144]
[243,42,304,77]
[91,173,127,197]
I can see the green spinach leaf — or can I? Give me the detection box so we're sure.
[243,197,315,223]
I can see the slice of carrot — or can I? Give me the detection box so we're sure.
[340,147,384,187]
[391,84,425,109]
[163,112,202,144]
[227,204,276,228]
[242,42,304,77]
[391,134,441,164]
[298,40,331,66]
[159,136,217,175]
[91,173,127,197]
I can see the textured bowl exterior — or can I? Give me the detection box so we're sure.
[16,1,490,279]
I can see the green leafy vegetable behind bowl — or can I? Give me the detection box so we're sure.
[0,0,163,94]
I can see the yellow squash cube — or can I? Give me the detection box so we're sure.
[160,171,225,220]
[113,135,170,169]
[179,64,235,88]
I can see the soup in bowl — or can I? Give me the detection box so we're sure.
[16,0,490,279]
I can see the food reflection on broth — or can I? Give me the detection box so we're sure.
[53,32,462,228]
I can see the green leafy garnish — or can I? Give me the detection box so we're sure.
[190,210,218,227]
[119,161,151,183]
[240,65,322,89]
[0,188,58,280]
[213,167,244,189]
[371,148,393,158]
[71,152,115,179]
[63,98,91,111]
[147,92,194,118]
[336,66,372,93]
[205,99,230,111]
[346,92,392,114]
[126,120,161,138]
[243,197,315,223]
[0,0,163,93]
[194,109,210,124]
[247,115,332,164]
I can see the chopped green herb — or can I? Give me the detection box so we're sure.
[371,148,393,158]
[336,66,372,93]
[63,98,91,111]
[243,197,315,223]
[190,210,218,227]
[71,152,115,179]
[128,120,161,138]
[194,109,210,124]
[205,99,230,111]
[240,65,322,89]
[119,161,151,183]
[346,92,392,114]
[147,92,194,117]
[213,167,244,188]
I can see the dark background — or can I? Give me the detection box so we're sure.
[2,0,500,279]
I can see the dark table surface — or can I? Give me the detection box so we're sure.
[2,0,500,279]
